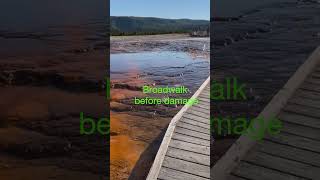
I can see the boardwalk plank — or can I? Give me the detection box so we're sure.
[195,103,210,109]
[201,93,210,98]
[203,89,210,93]
[232,162,306,180]
[311,72,320,79]
[200,93,210,98]
[278,111,320,129]
[175,126,210,140]
[181,117,210,125]
[266,132,320,153]
[300,82,320,92]
[244,151,320,179]
[294,89,320,100]
[281,121,320,140]
[198,97,210,103]
[193,103,210,110]
[162,156,210,178]
[147,78,210,179]
[189,106,210,114]
[305,76,320,85]
[172,133,210,146]
[183,113,210,124]
[198,98,210,103]
[202,88,210,93]
[166,147,209,166]
[289,96,320,109]
[186,109,210,119]
[169,140,209,155]
[158,167,209,180]
[284,104,320,118]
[199,94,210,99]
[180,117,210,129]
[255,141,320,167]
[202,87,210,91]
[177,122,210,135]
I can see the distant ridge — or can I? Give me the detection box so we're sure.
[111,16,209,36]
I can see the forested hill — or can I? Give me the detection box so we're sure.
[111,16,209,36]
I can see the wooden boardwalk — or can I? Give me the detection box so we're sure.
[212,47,320,180]
[147,77,210,180]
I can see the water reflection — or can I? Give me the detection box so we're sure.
[111,51,209,92]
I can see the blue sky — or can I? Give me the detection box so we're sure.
[111,0,210,20]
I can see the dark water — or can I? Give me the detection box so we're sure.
[0,1,108,178]
[0,0,107,31]
[213,0,293,16]
[111,51,209,93]
[0,0,107,61]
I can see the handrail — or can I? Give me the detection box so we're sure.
[146,76,210,180]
